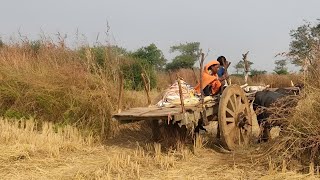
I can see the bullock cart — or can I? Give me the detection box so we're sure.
[113,84,256,151]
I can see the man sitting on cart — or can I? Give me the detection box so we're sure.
[194,60,222,96]
[217,56,230,87]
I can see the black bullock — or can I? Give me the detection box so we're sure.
[253,90,286,142]
[253,86,302,142]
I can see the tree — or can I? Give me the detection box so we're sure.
[122,43,166,90]
[250,69,267,76]
[234,60,253,74]
[274,59,289,75]
[234,61,244,74]
[166,42,200,70]
[131,43,166,70]
[289,21,320,67]
[121,58,157,90]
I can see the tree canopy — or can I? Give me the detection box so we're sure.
[274,59,289,75]
[131,43,167,70]
[250,69,267,76]
[234,60,253,74]
[166,42,200,70]
[289,21,320,67]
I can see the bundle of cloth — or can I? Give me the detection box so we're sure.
[241,84,270,93]
[156,80,200,107]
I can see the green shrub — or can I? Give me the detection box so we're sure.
[121,58,156,90]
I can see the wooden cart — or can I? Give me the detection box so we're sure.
[113,85,255,151]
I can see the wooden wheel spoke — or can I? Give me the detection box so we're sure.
[226,107,235,117]
[230,95,236,111]
[226,117,235,123]
[236,95,242,110]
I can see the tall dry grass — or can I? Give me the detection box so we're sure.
[0,41,154,139]
[266,51,320,173]
[249,74,301,87]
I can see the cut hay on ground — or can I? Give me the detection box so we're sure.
[1,118,318,179]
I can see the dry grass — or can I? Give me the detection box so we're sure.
[267,90,320,170]
[0,41,302,139]
[0,42,159,138]
[0,118,177,179]
[250,74,301,88]
[1,38,318,179]
[264,54,320,174]
[2,118,317,179]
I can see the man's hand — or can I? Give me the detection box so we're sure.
[222,60,231,69]
[226,61,231,69]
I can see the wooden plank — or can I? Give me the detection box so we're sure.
[114,116,168,122]
[114,107,181,118]
[116,107,161,116]
[112,100,219,123]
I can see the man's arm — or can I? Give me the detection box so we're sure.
[218,61,231,82]
[218,71,229,81]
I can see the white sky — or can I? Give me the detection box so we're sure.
[1,0,319,72]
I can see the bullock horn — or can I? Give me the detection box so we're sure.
[290,80,294,87]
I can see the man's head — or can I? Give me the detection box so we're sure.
[204,60,220,75]
[217,56,227,65]
[208,64,220,75]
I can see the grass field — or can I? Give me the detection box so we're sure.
[1,118,319,180]
[0,41,320,179]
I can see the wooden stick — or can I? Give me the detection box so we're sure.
[199,52,208,125]
[222,60,231,86]
[242,51,250,84]
[141,73,151,106]
[117,72,124,113]
[200,53,205,102]
[176,75,185,113]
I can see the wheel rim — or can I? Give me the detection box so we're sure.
[218,85,252,150]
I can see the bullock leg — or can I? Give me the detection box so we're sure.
[258,121,271,142]
[151,119,162,141]
[262,126,271,142]
[194,120,207,136]
[178,125,187,143]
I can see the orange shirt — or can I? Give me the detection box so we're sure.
[195,60,222,95]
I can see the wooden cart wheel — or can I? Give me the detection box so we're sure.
[218,85,252,150]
